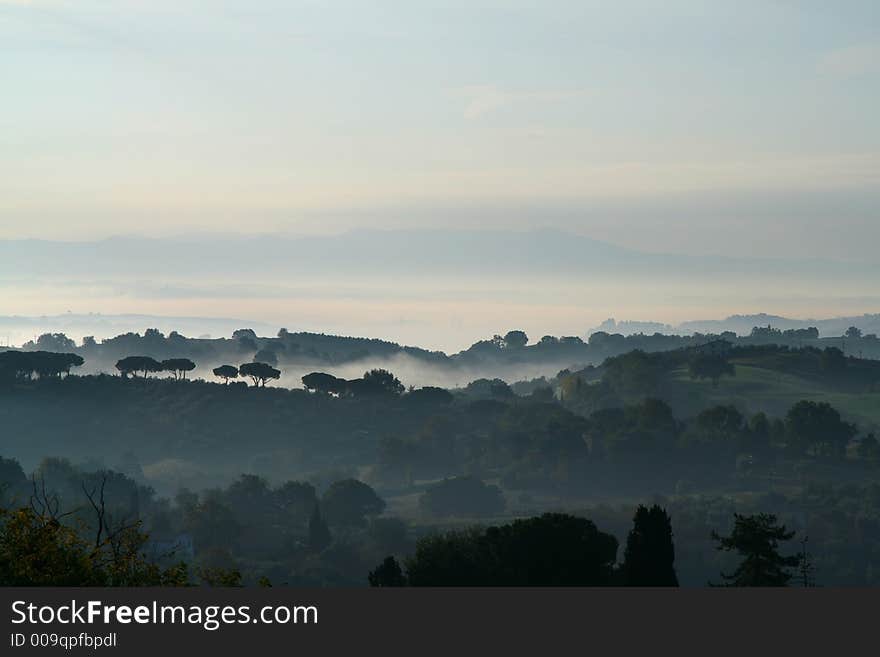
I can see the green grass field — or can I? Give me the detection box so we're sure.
[666,363,880,429]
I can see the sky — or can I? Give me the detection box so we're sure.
[1,1,878,255]
[1,1,879,349]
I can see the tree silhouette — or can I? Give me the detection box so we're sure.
[238,362,281,387]
[464,378,514,399]
[368,556,406,587]
[231,329,257,340]
[711,513,799,586]
[405,386,454,405]
[321,479,386,527]
[52,353,84,378]
[115,356,163,379]
[604,350,664,396]
[688,354,735,387]
[360,369,404,396]
[0,351,84,380]
[302,372,346,395]
[621,505,678,586]
[785,400,856,458]
[22,333,77,352]
[212,365,239,384]
[405,513,618,586]
[161,358,196,380]
[692,405,746,450]
[503,330,529,349]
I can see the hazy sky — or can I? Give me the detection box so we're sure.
[2,1,879,260]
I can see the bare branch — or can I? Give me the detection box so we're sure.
[29,474,77,522]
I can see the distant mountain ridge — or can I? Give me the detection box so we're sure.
[678,313,880,338]
[1,229,877,280]
[593,313,880,338]
[3,310,880,351]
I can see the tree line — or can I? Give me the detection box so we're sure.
[0,468,809,587]
[18,320,880,382]
[0,350,84,380]
[110,355,283,388]
[369,507,811,588]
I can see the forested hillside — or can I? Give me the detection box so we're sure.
[3,333,880,585]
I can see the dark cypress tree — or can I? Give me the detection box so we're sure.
[368,556,407,587]
[308,504,332,551]
[711,513,799,586]
[621,505,679,586]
